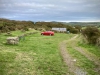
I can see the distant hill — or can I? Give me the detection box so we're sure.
[62,22,100,26]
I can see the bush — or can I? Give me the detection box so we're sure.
[82,27,100,45]
[71,28,79,34]
[24,27,29,31]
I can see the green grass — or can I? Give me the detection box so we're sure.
[0,31,75,75]
[78,42,100,57]
[98,27,100,30]
[66,35,100,75]
[67,47,98,75]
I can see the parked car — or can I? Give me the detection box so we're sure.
[41,31,54,36]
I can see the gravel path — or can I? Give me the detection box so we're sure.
[59,35,87,75]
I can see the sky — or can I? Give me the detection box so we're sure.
[0,0,100,22]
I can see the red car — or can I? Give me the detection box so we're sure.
[41,31,54,36]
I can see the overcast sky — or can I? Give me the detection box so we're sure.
[0,0,100,22]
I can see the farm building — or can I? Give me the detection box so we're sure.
[52,28,67,32]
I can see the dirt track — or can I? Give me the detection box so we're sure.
[74,47,100,74]
[59,35,87,75]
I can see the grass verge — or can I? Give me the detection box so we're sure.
[67,47,99,75]
[66,35,99,75]
[78,42,100,57]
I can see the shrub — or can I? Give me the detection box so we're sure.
[82,27,100,45]
[24,27,29,31]
[74,25,82,32]
[96,37,100,46]
[71,28,79,34]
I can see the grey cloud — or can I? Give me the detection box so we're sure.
[0,0,100,22]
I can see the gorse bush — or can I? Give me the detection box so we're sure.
[0,18,80,34]
[70,28,79,34]
[82,27,100,45]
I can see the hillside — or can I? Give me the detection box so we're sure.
[0,18,100,34]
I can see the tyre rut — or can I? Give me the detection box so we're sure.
[59,35,87,75]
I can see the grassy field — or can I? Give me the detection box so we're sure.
[0,30,100,75]
[66,35,100,75]
[0,30,75,75]
[78,43,100,56]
